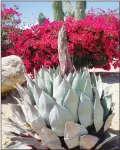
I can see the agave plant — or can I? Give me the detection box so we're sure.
[4,25,115,150]
[5,67,115,150]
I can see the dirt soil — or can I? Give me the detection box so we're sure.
[1,73,120,149]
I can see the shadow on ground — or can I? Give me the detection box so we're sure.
[101,73,120,84]
[1,90,19,105]
[108,128,120,136]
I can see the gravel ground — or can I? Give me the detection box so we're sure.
[1,73,120,149]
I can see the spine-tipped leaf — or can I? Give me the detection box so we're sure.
[32,84,42,106]
[44,71,53,96]
[101,94,113,120]
[93,87,104,132]
[83,73,93,102]
[30,115,46,135]
[104,113,115,132]
[78,93,93,128]
[37,76,48,93]
[38,91,55,125]
[63,89,79,122]
[97,74,103,99]
[66,72,74,86]
[49,103,74,136]
[40,127,61,146]
[53,74,63,97]
[90,72,97,87]
[79,135,99,149]
[53,78,71,105]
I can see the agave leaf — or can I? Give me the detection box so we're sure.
[21,101,38,124]
[53,74,63,97]
[38,67,45,80]
[64,122,88,144]
[56,66,60,74]
[34,70,39,87]
[83,73,93,102]
[38,91,54,125]
[25,74,34,89]
[27,84,36,105]
[79,125,88,136]
[37,75,48,93]
[93,87,104,132]
[5,131,34,139]
[53,79,71,105]
[64,121,81,149]
[5,131,20,137]
[104,113,115,132]
[34,69,38,83]
[66,72,74,86]
[48,67,56,81]
[15,83,27,99]
[40,127,61,146]
[9,136,45,149]
[63,89,79,122]
[9,104,24,118]
[64,122,80,139]
[97,74,103,99]
[5,141,33,149]
[95,136,115,150]
[44,71,53,96]
[101,94,113,120]
[6,118,35,137]
[73,71,77,78]
[104,86,113,97]
[64,121,88,138]
[72,72,86,96]
[30,115,46,135]
[9,104,26,125]
[16,84,35,105]
[78,93,93,128]
[53,72,57,81]
[91,72,97,87]
[79,135,99,149]
[49,102,74,136]
[47,144,66,150]
[32,84,42,106]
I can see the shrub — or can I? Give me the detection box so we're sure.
[2,8,119,74]
[1,4,22,56]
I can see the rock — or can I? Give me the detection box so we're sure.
[2,55,26,93]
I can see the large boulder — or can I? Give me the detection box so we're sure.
[2,55,26,93]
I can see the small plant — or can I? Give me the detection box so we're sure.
[5,66,114,149]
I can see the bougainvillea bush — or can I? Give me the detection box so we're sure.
[2,6,119,75]
[1,4,22,56]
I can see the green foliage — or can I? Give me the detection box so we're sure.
[38,12,46,24]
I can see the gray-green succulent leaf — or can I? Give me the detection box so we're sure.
[93,87,104,132]
[49,103,74,136]
[63,89,79,122]
[38,91,55,125]
[53,78,71,105]
[78,93,93,128]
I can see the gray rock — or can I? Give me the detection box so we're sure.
[2,55,26,93]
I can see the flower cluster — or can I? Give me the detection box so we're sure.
[1,4,22,56]
[2,7,119,74]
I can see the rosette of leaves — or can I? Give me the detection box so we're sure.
[5,66,115,150]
